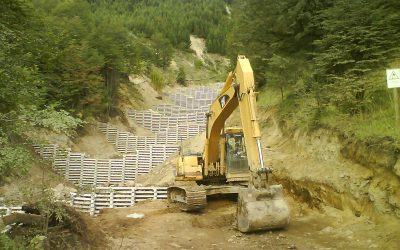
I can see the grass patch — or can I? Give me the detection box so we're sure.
[170,50,228,85]
[321,108,400,140]
[257,86,282,108]
[258,85,400,142]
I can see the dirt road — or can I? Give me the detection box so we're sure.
[95,197,383,250]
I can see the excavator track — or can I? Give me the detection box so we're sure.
[167,186,207,211]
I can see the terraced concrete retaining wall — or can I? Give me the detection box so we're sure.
[0,206,23,216]
[168,94,215,108]
[98,122,201,148]
[152,104,209,116]
[1,187,167,216]
[34,145,178,186]
[71,186,167,215]
[126,111,206,134]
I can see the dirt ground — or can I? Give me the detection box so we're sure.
[94,197,391,250]
[73,125,121,159]
[190,35,206,63]
[136,132,206,187]
[129,75,165,109]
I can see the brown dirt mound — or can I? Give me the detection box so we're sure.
[73,124,120,159]
[46,206,108,249]
[136,132,205,187]
[6,205,108,250]
[135,158,177,187]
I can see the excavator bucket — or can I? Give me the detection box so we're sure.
[237,184,290,233]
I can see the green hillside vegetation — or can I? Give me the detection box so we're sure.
[91,0,229,54]
[229,0,400,140]
[1,0,82,182]
[23,0,230,118]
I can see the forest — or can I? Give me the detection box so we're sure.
[228,0,400,139]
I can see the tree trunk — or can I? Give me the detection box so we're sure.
[103,66,119,117]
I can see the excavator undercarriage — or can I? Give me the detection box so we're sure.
[168,183,289,232]
[167,185,207,211]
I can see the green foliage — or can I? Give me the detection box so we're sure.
[0,234,27,250]
[20,106,81,136]
[0,137,31,180]
[28,235,46,250]
[23,182,67,236]
[1,0,230,119]
[194,59,204,69]
[150,67,165,92]
[0,0,82,181]
[91,0,230,54]
[176,67,187,86]
[312,0,400,115]
[229,0,400,139]
[30,0,144,117]
[206,21,229,54]
[151,33,174,69]
[228,0,326,86]
[0,180,71,248]
[257,87,283,108]
[321,108,399,140]
[0,2,43,113]
[0,106,81,182]
[264,54,293,100]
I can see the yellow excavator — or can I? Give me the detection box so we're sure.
[167,55,290,232]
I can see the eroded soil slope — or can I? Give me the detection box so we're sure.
[261,109,400,249]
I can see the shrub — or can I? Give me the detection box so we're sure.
[150,67,164,92]
[176,67,187,86]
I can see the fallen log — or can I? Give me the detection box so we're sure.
[1,213,42,226]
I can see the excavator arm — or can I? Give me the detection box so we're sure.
[203,71,238,175]
[204,56,267,187]
[205,56,289,232]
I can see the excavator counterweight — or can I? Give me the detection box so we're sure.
[167,55,290,232]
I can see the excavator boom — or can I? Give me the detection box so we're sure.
[204,56,265,178]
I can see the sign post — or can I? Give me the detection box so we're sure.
[386,69,400,130]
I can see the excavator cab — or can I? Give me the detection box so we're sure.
[224,127,249,182]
